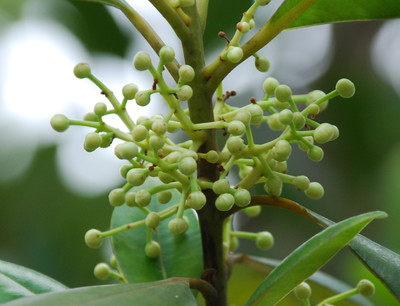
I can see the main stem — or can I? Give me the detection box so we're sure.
[182,6,227,306]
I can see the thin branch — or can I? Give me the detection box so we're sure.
[172,277,218,304]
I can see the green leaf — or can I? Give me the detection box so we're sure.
[0,260,67,303]
[111,178,203,283]
[4,279,197,306]
[245,211,386,306]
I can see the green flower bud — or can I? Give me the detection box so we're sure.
[227,136,245,155]
[249,19,255,29]
[278,109,293,125]
[110,254,118,268]
[248,104,264,125]
[84,132,102,152]
[294,282,312,300]
[135,189,152,207]
[227,46,243,64]
[127,168,148,186]
[255,55,270,72]
[108,188,125,206]
[186,191,207,210]
[151,120,167,135]
[244,205,261,217]
[145,212,161,228]
[272,140,292,162]
[133,51,152,71]
[158,171,173,184]
[307,146,324,162]
[336,78,355,98]
[256,0,271,6]
[94,263,111,280]
[100,133,113,148]
[212,179,231,195]
[205,150,219,163]
[164,151,182,164]
[149,135,165,151]
[305,182,324,199]
[125,192,137,207]
[120,164,132,178]
[83,112,98,122]
[298,136,314,151]
[357,279,375,297]
[293,112,306,129]
[307,89,328,111]
[94,102,107,117]
[178,156,197,175]
[275,84,292,102]
[264,176,283,197]
[237,22,250,33]
[263,77,279,95]
[314,123,335,144]
[157,190,172,204]
[268,113,285,131]
[270,160,287,173]
[256,231,274,249]
[85,229,103,248]
[73,63,91,79]
[215,193,235,211]
[218,151,231,163]
[50,114,70,132]
[228,120,246,136]
[168,218,189,234]
[234,188,251,207]
[159,46,175,64]
[177,85,193,101]
[136,115,150,125]
[122,83,138,100]
[235,110,251,125]
[114,142,139,160]
[135,91,151,106]
[145,241,161,258]
[293,175,310,191]
[131,124,148,142]
[178,65,195,83]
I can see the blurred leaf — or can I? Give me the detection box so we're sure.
[111,178,202,283]
[4,279,197,306]
[229,256,373,306]
[0,260,67,303]
[245,211,387,305]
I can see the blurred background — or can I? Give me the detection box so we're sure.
[0,0,399,304]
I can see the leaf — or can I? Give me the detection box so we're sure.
[4,279,197,306]
[0,260,67,303]
[111,178,203,283]
[229,255,373,306]
[245,211,386,306]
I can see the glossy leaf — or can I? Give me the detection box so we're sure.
[5,279,197,306]
[245,211,386,305]
[111,178,202,283]
[0,260,67,303]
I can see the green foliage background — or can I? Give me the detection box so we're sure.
[0,0,399,304]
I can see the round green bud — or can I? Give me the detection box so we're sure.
[268,113,285,131]
[227,136,245,155]
[84,229,103,248]
[186,191,207,210]
[235,110,251,125]
[151,120,167,135]
[158,171,173,184]
[218,151,231,163]
[272,140,292,162]
[122,83,138,100]
[73,63,91,79]
[157,190,172,204]
[293,175,310,191]
[264,176,283,197]
[227,46,243,64]
[145,212,161,228]
[357,279,375,297]
[205,150,219,163]
[307,89,328,112]
[127,168,148,186]
[271,160,287,173]
[136,115,150,125]
[244,205,261,217]
[84,132,102,152]
[255,55,270,72]
[336,78,355,98]
[145,241,161,258]
[307,104,320,116]
[331,125,339,141]
[131,124,148,142]
[110,254,118,268]
[305,182,324,199]
[100,133,113,148]
[293,112,306,129]
[135,91,151,106]
[278,109,293,125]
[83,112,98,122]
[274,100,290,110]
[228,120,246,136]
[314,123,335,144]
[275,84,292,102]
[94,263,110,280]
[307,146,324,162]
[256,231,274,249]
[177,85,193,101]
[159,46,175,64]
[114,142,139,160]
[149,135,165,151]
[178,156,197,175]
[168,218,189,234]
[135,189,152,207]
[234,188,251,207]
[133,51,152,71]
[263,77,279,95]
[256,0,271,5]
[108,188,125,206]
[180,0,195,7]
[94,102,107,116]
[125,192,137,207]
[237,22,250,33]
[120,164,132,178]
[298,136,314,151]
[164,151,182,164]
[247,104,264,124]
[50,114,70,132]
[212,179,231,195]
[294,282,312,300]
[178,65,195,83]
[215,193,235,211]
[249,19,255,29]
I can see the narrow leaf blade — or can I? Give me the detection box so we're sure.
[245,211,386,305]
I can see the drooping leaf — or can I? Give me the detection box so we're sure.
[245,211,386,305]
[4,279,197,306]
[111,178,203,283]
[0,260,67,303]
[229,255,373,306]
